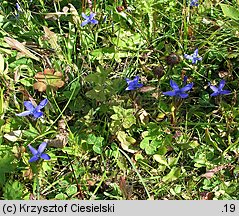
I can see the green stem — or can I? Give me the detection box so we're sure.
[119,148,151,199]
[36,164,40,200]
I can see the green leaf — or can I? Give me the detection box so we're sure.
[3,181,24,200]
[140,138,161,155]
[55,193,67,200]
[153,154,170,168]
[220,4,239,20]
[87,134,104,154]
[91,47,116,60]
[140,137,150,149]
[174,185,182,194]
[66,185,77,196]
[93,144,102,154]
[145,144,157,155]
[111,106,136,129]
[0,153,16,186]
[162,167,181,183]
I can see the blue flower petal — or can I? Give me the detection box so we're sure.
[15,111,31,117]
[24,101,34,111]
[184,54,193,60]
[134,76,140,82]
[91,19,98,25]
[38,142,47,154]
[125,78,131,84]
[29,155,39,163]
[81,13,89,20]
[81,20,90,27]
[33,111,43,119]
[28,145,38,155]
[179,92,188,98]
[125,76,142,90]
[193,48,198,57]
[170,80,179,90]
[40,153,51,160]
[125,86,136,90]
[191,58,197,64]
[163,90,176,97]
[136,83,143,88]
[183,76,188,85]
[218,79,226,90]
[36,98,48,110]
[190,0,199,6]
[181,83,193,92]
[210,85,218,92]
[220,90,230,95]
[89,12,96,19]
[210,92,220,97]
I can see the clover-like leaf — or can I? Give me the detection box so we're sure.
[33,68,65,92]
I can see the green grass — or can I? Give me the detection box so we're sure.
[0,0,239,200]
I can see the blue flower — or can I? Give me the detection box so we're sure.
[28,142,51,163]
[125,76,143,90]
[16,98,48,119]
[16,3,22,12]
[163,80,193,98]
[81,12,98,27]
[190,0,199,6]
[209,80,230,96]
[184,48,202,64]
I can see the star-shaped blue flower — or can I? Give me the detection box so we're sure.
[16,98,48,119]
[81,12,98,27]
[190,0,199,6]
[184,48,202,64]
[125,76,143,90]
[209,80,230,96]
[28,142,51,163]
[163,80,193,98]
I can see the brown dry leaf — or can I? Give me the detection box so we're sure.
[33,82,47,92]
[48,118,69,148]
[201,164,230,179]
[33,68,65,92]
[13,145,26,159]
[4,37,40,61]
[48,134,68,148]
[218,71,232,79]
[138,86,156,93]
[23,168,33,180]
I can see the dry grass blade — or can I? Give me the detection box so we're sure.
[4,37,40,61]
